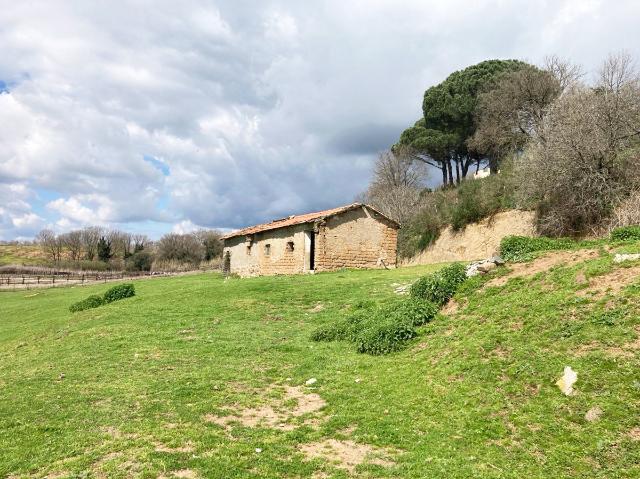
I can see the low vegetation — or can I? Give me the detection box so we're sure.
[69,283,136,312]
[363,53,640,259]
[1,236,640,477]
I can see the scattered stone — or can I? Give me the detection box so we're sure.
[354,378,361,383]
[477,262,497,273]
[255,448,262,453]
[556,366,577,396]
[614,253,640,263]
[466,256,504,277]
[305,378,317,386]
[585,406,603,422]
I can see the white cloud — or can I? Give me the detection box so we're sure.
[172,219,200,234]
[0,0,639,240]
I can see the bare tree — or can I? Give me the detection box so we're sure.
[36,229,63,262]
[107,229,133,258]
[132,234,150,252]
[361,148,427,223]
[60,230,83,261]
[544,55,583,92]
[80,226,103,261]
[469,65,563,163]
[520,52,640,236]
[156,233,204,264]
[193,229,223,260]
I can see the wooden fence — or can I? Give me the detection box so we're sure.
[0,271,156,290]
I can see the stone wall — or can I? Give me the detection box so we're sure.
[223,224,308,277]
[223,205,398,277]
[315,207,397,271]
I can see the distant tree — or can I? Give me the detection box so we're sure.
[132,234,149,253]
[397,59,529,185]
[60,230,83,261]
[361,148,428,223]
[97,236,112,262]
[81,226,103,261]
[125,250,153,272]
[36,229,63,262]
[157,233,204,264]
[107,229,133,259]
[194,229,223,261]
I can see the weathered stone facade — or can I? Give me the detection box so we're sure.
[222,204,398,277]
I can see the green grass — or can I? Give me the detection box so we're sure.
[1,256,639,478]
[0,244,48,266]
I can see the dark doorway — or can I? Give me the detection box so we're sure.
[309,232,315,271]
[223,251,231,276]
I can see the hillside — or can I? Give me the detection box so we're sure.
[403,210,536,264]
[1,243,639,478]
[0,244,49,266]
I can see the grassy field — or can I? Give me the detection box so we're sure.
[1,249,639,478]
[0,244,48,266]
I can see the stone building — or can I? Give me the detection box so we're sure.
[221,203,399,277]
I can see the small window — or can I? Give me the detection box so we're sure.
[286,241,294,252]
[246,244,252,255]
[264,244,271,256]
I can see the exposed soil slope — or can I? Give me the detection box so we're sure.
[404,210,536,265]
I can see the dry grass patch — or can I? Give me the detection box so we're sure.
[577,264,640,298]
[299,439,396,473]
[627,427,640,441]
[205,385,326,431]
[154,442,194,453]
[486,250,599,288]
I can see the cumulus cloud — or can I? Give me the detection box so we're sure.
[0,0,639,240]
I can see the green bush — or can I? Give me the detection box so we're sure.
[103,283,135,303]
[389,298,439,327]
[410,263,467,305]
[611,226,640,242]
[125,251,153,272]
[500,235,575,261]
[310,309,370,342]
[69,294,105,312]
[355,313,417,355]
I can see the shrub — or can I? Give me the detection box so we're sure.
[125,251,153,272]
[611,226,640,242]
[69,294,104,312]
[500,235,575,261]
[410,263,467,305]
[310,309,371,342]
[355,313,417,355]
[388,298,439,327]
[103,283,135,303]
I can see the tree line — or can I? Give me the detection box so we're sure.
[35,227,223,272]
[363,52,640,256]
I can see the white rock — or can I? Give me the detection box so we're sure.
[477,262,497,273]
[305,378,317,386]
[614,253,640,263]
[255,448,262,453]
[556,366,577,395]
[354,378,361,383]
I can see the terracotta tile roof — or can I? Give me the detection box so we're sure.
[221,203,399,240]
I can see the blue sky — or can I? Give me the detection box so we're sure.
[1,0,640,240]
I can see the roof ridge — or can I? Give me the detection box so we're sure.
[221,203,397,240]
